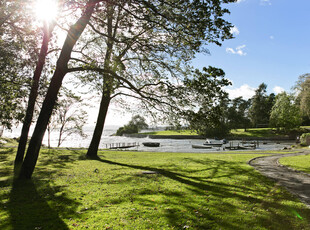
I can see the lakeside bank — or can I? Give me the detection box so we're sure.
[124,133,296,141]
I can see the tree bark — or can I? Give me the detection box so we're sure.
[86,92,111,158]
[86,2,114,158]
[14,22,55,175]
[18,0,98,179]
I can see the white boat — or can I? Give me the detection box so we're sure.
[203,139,226,147]
[192,144,212,149]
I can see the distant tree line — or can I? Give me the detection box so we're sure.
[189,79,310,138]
[116,78,310,138]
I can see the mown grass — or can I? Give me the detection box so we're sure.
[1,148,310,229]
[279,153,310,174]
[229,128,282,138]
[143,130,198,135]
[143,128,283,138]
[144,126,310,139]
[0,138,19,147]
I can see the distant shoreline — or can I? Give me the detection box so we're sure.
[124,133,295,141]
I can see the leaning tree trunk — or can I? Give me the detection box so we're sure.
[14,21,55,175]
[18,0,98,179]
[86,92,111,158]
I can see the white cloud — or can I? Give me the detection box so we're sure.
[236,0,245,3]
[225,84,256,100]
[226,44,247,56]
[226,48,235,54]
[273,86,285,94]
[230,26,240,36]
[260,0,271,6]
[269,35,274,40]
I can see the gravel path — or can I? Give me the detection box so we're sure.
[249,151,310,207]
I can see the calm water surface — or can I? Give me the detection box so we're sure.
[3,126,295,153]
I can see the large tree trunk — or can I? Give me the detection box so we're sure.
[14,22,55,175]
[86,92,111,158]
[87,3,114,158]
[18,1,98,179]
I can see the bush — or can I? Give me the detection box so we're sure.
[300,133,310,146]
[115,115,148,136]
[116,125,138,136]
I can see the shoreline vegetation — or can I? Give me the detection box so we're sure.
[126,127,310,140]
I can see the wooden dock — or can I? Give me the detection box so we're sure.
[225,141,257,150]
[106,142,139,149]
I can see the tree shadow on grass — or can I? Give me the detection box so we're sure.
[37,149,84,169]
[0,148,15,182]
[0,149,82,230]
[89,155,310,229]
[0,148,14,161]
[4,180,69,230]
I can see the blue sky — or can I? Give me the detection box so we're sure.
[194,0,310,99]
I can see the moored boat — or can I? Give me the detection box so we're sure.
[203,139,226,147]
[192,144,212,149]
[142,142,160,147]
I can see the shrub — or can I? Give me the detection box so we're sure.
[300,133,310,146]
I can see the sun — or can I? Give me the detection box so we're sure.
[34,0,59,22]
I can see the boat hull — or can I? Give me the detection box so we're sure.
[142,142,160,147]
[192,144,212,149]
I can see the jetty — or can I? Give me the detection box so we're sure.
[106,142,139,149]
[225,141,258,150]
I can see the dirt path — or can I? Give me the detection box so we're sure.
[249,151,310,207]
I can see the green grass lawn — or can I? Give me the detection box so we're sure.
[1,148,310,229]
[143,126,310,138]
[279,153,310,174]
[143,130,198,135]
[0,138,19,147]
[144,128,282,138]
[229,128,283,138]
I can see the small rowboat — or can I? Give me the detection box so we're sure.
[142,142,160,147]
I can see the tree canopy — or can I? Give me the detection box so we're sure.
[294,73,310,125]
[0,0,39,129]
[248,83,275,128]
[116,115,148,136]
[269,92,301,131]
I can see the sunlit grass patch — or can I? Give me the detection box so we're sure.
[1,149,310,229]
[279,154,310,174]
[229,128,281,138]
[142,130,198,135]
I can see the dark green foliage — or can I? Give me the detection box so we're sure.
[0,0,39,129]
[115,125,138,136]
[0,39,30,129]
[300,133,310,146]
[269,92,301,132]
[227,97,251,130]
[294,73,310,124]
[116,115,148,136]
[249,83,275,128]
[179,67,231,138]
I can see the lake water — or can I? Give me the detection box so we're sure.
[3,126,295,153]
